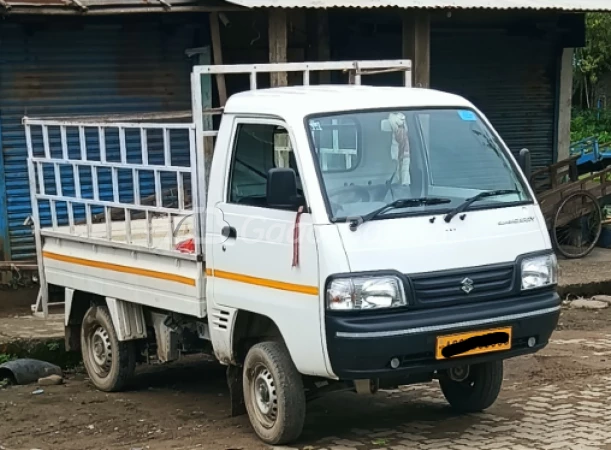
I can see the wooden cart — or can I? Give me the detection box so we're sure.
[529,155,611,259]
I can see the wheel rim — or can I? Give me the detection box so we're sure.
[552,191,602,259]
[87,325,113,378]
[250,363,278,429]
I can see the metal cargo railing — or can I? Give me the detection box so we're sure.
[24,114,201,316]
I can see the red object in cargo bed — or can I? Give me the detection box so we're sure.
[175,238,195,254]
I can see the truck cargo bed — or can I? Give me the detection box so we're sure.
[25,116,206,317]
[41,216,205,318]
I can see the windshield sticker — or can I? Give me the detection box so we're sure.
[309,121,323,131]
[457,110,477,121]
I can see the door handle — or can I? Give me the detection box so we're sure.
[221,225,237,239]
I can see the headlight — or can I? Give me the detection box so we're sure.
[521,254,558,290]
[326,276,406,311]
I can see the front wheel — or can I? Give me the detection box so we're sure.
[80,305,136,392]
[439,360,503,413]
[243,341,306,445]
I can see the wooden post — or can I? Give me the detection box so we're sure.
[402,11,431,88]
[209,12,228,106]
[269,8,288,87]
[557,48,574,162]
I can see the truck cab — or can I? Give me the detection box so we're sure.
[205,84,559,442]
[26,61,559,446]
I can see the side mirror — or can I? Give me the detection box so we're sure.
[518,148,531,179]
[267,168,300,210]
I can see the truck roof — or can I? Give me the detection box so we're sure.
[223,85,474,117]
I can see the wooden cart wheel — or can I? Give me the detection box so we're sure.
[551,190,602,259]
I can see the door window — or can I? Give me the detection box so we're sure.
[227,122,304,209]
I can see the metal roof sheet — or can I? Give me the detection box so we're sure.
[224,0,611,11]
[0,0,239,14]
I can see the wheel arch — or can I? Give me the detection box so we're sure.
[65,291,147,350]
[64,289,105,351]
[231,310,284,365]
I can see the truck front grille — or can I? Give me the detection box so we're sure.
[408,263,516,307]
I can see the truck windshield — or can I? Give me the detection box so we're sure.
[306,108,531,221]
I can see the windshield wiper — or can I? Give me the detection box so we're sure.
[349,196,452,230]
[444,189,519,223]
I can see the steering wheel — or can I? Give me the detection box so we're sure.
[327,184,371,204]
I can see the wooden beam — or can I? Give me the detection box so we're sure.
[557,48,574,163]
[209,12,228,106]
[402,12,431,88]
[268,8,288,87]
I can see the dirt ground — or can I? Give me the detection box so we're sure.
[0,288,38,318]
[1,307,610,450]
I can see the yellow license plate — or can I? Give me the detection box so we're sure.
[435,326,512,360]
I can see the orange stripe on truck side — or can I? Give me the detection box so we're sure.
[206,268,319,296]
[42,251,196,286]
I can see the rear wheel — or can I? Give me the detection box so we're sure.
[439,360,503,413]
[80,305,136,392]
[243,341,306,445]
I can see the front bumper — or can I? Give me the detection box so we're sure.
[325,290,560,380]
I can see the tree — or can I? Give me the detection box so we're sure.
[574,13,611,109]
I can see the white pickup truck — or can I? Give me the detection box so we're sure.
[25,60,560,445]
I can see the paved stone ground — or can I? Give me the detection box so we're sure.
[302,379,611,450]
[297,334,611,450]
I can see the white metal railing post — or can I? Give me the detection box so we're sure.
[24,119,50,318]
[404,68,412,88]
[191,71,205,258]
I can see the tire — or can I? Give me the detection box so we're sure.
[80,305,136,392]
[439,360,503,413]
[242,341,306,445]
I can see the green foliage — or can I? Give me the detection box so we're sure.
[47,342,60,351]
[571,109,611,144]
[0,353,15,364]
[574,13,611,108]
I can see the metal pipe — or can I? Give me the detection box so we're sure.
[0,262,38,269]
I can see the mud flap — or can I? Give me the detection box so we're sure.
[226,365,246,417]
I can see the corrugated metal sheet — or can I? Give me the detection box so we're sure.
[431,29,558,171]
[0,117,8,261]
[1,0,238,15]
[0,19,200,260]
[224,0,611,10]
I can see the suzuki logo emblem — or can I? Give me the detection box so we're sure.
[461,278,474,294]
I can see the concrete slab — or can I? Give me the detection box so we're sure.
[0,314,63,344]
[558,247,611,296]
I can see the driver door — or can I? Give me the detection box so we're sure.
[209,118,323,372]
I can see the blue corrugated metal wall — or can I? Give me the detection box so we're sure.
[0,116,8,261]
[0,17,202,261]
